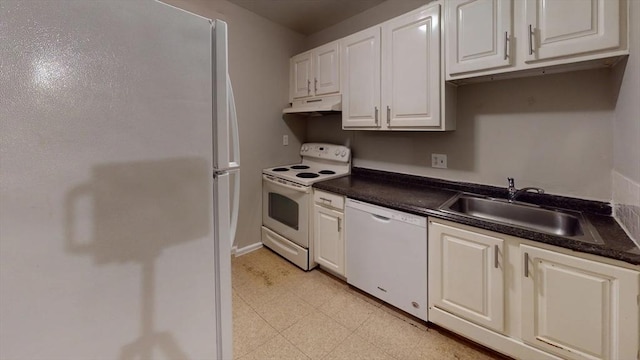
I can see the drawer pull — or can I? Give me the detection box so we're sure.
[528,24,534,55]
[504,31,509,60]
[524,252,530,277]
[319,197,332,204]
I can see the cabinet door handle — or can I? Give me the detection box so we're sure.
[494,245,499,268]
[504,32,509,60]
[386,106,391,126]
[337,217,342,232]
[314,78,318,93]
[524,252,530,277]
[307,79,311,95]
[528,24,534,55]
[374,106,379,125]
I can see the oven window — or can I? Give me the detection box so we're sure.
[268,192,299,230]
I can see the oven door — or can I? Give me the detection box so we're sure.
[262,174,310,248]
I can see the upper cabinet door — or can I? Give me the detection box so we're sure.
[313,41,340,96]
[446,0,513,75]
[382,5,441,128]
[525,0,620,62]
[341,27,381,129]
[290,51,312,100]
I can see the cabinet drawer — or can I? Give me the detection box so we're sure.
[314,190,344,210]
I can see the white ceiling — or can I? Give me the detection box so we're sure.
[227,0,387,35]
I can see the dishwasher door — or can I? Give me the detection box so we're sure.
[345,199,428,320]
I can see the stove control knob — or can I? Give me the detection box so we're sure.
[302,145,308,152]
[341,150,347,157]
[334,149,340,156]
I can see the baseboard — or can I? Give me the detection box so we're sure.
[233,242,263,256]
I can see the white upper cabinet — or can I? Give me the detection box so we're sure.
[291,51,312,99]
[342,3,455,131]
[525,0,620,62]
[341,27,381,128]
[445,0,628,81]
[446,0,513,75]
[313,42,340,96]
[290,41,340,100]
[521,245,639,360]
[383,5,441,128]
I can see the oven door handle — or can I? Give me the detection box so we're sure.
[263,175,311,193]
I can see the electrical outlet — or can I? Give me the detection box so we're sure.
[283,135,289,146]
[431,154,447,169]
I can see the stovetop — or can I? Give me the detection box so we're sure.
[263,143,351,186]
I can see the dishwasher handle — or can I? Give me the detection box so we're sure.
[371,214,391,222]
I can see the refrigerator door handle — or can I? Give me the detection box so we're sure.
[229,169,240,247]
[228,78,240,169]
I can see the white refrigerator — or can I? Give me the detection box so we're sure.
[0,1,239,359]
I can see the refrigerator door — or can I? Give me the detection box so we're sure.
[0,1,231,359]
[213,171,233,360]
[213,20,241,171]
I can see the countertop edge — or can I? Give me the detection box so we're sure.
[313,175,640,267]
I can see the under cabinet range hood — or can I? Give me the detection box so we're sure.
[283,94,341,115]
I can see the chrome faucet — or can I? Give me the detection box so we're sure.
[507,177,545,202]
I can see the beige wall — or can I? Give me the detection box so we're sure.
[304,0,431,50]
[612,0,640,242]
[164,0,306,250]
[307,68,616,201]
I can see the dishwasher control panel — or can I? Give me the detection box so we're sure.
[345,199,426,227]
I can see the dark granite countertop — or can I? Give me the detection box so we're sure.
[314,168,640,266]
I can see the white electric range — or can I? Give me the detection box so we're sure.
[261,143,351,270]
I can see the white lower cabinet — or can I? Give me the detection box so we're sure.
[521,245,640,360]
[312,190,345,276]
[428,218,640,360]
[429,221,505,333]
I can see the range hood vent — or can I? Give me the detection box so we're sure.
[283,94,341,115]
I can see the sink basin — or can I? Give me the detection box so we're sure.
[439,194,603,244]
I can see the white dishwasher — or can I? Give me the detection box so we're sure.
[345,199,428,320]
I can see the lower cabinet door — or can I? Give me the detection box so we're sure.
[429,220,505,333]
[521,245,640,360]
[313,204,344,276]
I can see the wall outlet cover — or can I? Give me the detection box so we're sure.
[432,154,447,169]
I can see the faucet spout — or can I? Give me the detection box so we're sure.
[507,177,544,202]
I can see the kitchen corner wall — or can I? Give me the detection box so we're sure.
[162,0,306,251]
[612,0,640,244]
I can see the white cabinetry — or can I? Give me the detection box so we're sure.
[445,0,628,82]
[312,190,345,276]
[290,52,312,99]
[342,4,455,131]
[340,27,380,128]
[428,218,640,360]
[524,0,620,62]
[290,41,340,101]
[446,0,513,75]
[429,221,505,333]
[521,244,639,360]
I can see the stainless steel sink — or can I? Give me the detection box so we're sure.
[439,194,603,244]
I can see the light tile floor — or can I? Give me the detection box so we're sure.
[232,247,508,360]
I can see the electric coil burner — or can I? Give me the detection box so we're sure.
[262,143,351,186]
[262,143,351,270]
